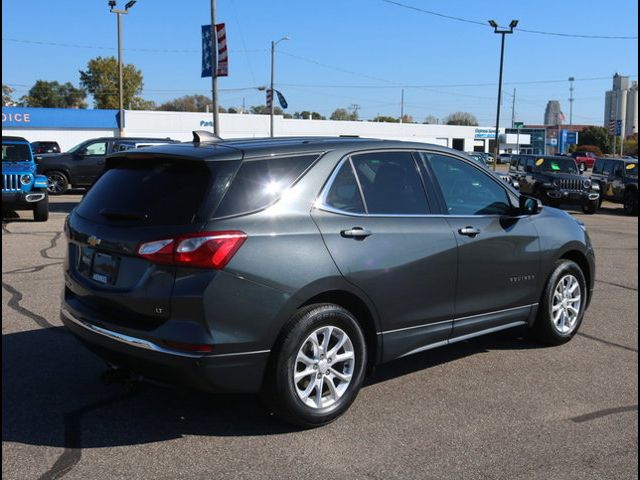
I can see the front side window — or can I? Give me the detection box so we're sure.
[613,161,625,178]
[350,151,428,215]
[592,160,603,174]
[84,141,107,156]
[426,154,512,216]
[324,160,365,214]
[602,160,614,176]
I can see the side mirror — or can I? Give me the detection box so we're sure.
[511,180,521,191]
[74,149,87,159]
[519,195,542,215]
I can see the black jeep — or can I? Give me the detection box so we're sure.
[509,155,600,214]
[591,157,638,215]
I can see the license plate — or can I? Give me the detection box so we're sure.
[92,252,120,285]
[78,247,120,285]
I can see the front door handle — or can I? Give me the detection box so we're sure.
[341,227,372,239]
[458,226,480,237]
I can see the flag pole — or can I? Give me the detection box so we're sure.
[210,0,220,136]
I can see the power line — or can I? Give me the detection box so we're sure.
[382,0,639,40]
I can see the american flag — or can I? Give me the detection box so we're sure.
[558,111,566,123]
[201,24,228,78]
[266,89,273,109]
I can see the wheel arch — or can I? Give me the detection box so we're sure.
[559,249,592,306]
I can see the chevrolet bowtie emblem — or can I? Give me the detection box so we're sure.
[87,235,101,247]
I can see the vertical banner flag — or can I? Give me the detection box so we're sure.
[275,90,288,109]
[266,89,273,109]
[201,24,228,78]
[216,24,228,77]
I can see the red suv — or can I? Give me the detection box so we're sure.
[571,151,597,171]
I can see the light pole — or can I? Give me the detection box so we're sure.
[568,77,575,126]
[488,19,518,170]
[109,0,136,137]
[270,37,288,137]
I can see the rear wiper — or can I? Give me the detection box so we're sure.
[99,208,149,221]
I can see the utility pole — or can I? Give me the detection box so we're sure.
[400,88,405,123]
[270,37,289,137]
[568,77,575,126]
[488,19,518,171]
[210,0,220,136]
[109,1,136,137]
[511,88,516,128]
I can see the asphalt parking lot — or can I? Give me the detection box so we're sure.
[2,194,638,480]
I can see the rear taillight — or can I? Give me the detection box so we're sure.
[137,231,246,269]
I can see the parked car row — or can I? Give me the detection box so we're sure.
[508,154,638,216]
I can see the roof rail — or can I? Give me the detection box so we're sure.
[192,130,223,143]
[338,134,360,138]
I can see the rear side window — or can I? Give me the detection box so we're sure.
[77,159,238,226]
[214,154,318,218]
[350,151,428,215]
[324,160,365,214]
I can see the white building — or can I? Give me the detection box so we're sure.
[604,74,639,137]
[2,107,526,154]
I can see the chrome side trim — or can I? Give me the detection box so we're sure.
[61,308,270,359]
[379,303,537,335]
[380,318,453,335]
[447,321,527,345]
[397,321,527,359]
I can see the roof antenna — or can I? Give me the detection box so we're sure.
[192,130,223,143]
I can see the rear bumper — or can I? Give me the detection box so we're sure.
[61,305,270,393]
[2,191,46,209]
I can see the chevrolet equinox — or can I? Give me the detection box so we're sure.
[61,134,595,427]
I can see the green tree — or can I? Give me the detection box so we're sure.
[423,114,439,124]
[157,94,211,112]
[330,108,358,121]
[372,115,399,123]
[578,126,612,154]
[444,112,479,126]
[19,80,87,108]
[623,133,638,157]
[250,105,283,115]
[129,97,157,110]
[293,111,325,120]
[3,84,15,106]
[79,56,144,109]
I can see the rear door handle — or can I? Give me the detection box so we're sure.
[341,227,372,239]
[458,226,480,237]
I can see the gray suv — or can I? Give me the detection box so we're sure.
[61,135,595,427]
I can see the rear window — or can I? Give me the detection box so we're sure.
[77,159,239,226]
[214,154,319,218]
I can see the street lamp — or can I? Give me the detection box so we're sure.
[568,76,575,125]
[270,36,289,137]
[109,0,136,137]
[488,19,518,170]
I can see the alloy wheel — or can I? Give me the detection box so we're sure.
[293,326,355,409]
[551,274,582,334]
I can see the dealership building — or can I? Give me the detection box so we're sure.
[2,106,536,154]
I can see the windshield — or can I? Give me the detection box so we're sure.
[536,157,578,174]
[625,163,638,177]
[2,143,32,162]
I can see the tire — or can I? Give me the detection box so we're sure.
[533,260,587,345]
[581,200,598,215]
[46,171,69,195]
[33,196,49,222]
[623,191,638,216]
[262,303,367,428]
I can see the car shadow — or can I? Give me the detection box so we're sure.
[2,326,544,449]
[48,201,80,214]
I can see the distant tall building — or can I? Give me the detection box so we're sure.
[604,73,638,137]
[544,100,565,126]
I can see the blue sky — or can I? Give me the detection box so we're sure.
[2,0,638,126]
